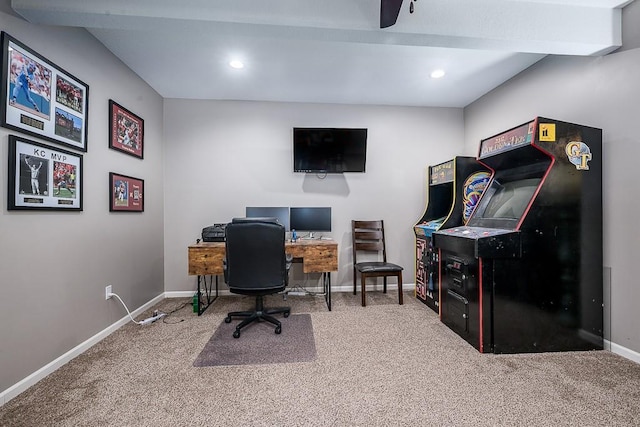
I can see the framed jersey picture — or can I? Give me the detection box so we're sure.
[109,100,144,159]
[109,172,144,212]
[1,32,89,152]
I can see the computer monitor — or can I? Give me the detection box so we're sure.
[289,207,331,238]
[245,206,290,231]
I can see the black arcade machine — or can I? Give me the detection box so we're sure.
[433,117,603,354]
[414,157,490,313]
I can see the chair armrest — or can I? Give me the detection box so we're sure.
[223,259,228,283]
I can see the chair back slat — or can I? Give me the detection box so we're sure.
[353,220,383,230]
[354,230,383,241]
[352,220,388,263]
[355,241,384,252]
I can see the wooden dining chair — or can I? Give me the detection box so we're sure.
[352,220,404,307]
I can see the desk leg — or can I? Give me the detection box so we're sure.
[323,272,332,311]
[197,274,219,316]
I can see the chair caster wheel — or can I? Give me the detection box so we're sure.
[224,316,232,323]
[233,330,240,338]
[284,311,290,318]
[275,325,282,334]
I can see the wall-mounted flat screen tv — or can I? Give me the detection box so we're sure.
[293,128,367,173]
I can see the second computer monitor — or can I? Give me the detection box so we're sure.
[289,207,331,235]
[245,206,290,231]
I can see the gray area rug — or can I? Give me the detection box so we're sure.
[193,313,317,366]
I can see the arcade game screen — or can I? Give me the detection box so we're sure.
[481,178,541,220]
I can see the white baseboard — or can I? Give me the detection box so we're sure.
[164,290,198,298]
[164,283,415,299]
[608,340,640,364]
[579,332,640,363]
[164,290,233,298]
[329,283,415,293]
[0,293,164,407]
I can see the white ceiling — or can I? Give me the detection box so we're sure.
[11,0,634,107]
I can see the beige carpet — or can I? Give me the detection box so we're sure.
[1,291,639,426]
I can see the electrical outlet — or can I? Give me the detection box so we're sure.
[105,285,113,300]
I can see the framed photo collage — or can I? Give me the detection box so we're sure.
[1,32,145,212]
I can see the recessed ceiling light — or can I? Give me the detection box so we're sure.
[229,60,244,69]
[430,69,446,79]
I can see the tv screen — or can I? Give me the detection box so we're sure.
[293,128,367,173]
[245,206,290,231]
[290,207,331,233]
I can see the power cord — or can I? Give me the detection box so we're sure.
[283,280,326,297]
[161,300,191,324]
[108,292,166,325]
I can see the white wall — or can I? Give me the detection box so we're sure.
[462,1,640,357]
[163,100,464,293]
[0,4,165,398]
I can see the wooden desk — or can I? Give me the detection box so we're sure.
[188,239,338,313]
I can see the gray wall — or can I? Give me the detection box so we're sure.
[0,5,165,396]
[463,0,640,357]
[163,100,464,292]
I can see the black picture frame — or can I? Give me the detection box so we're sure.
[8,134,83,211]
[109,100,144,159]
[1,32,89,152]
[109,172,144,212]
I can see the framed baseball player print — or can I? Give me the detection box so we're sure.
[8,135,83,211]
[0,32,89,152]
[109,172,144,212]
[109,100,144,159]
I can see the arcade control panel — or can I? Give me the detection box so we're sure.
[433,226,521,259]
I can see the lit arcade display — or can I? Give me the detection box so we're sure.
[414,157,490,313]
[432,117,603,354]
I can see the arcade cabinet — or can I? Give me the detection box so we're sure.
[414,157,490,313]
[433,117,603,354]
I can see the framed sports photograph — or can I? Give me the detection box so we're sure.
[109,172,144,212]
[8,134,83,211]
[109,100,144,159]
[1,32,89,152]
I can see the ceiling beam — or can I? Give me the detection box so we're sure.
[11,0,627,55]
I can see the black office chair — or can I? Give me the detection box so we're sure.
[352,220,404,307]
[223,217,291,338]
